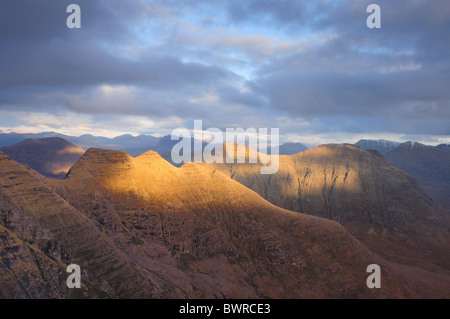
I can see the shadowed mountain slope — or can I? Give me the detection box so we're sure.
[436,144,450,151]
[278,142,308,155]
[386,141,450,210]
[0,223,68,299]
[0,137,85,179]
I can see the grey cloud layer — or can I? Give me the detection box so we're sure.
[0,0,449,138]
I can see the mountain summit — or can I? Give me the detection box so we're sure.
[0,137,85,179]
[355,139,400,156]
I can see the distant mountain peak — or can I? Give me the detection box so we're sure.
[355,139,400,156]
[436,144,450,151]
[278,142,308,155]
[0,137,85,179]
[397,141,428,151]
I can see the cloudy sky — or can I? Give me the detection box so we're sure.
[0,0,449,145]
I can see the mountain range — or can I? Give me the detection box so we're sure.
[0,132,160,156]
[0,135,310,179]
[355,139,400,156]
[4,149,445,298]
[1,135,449,298]
[0,131,309,157]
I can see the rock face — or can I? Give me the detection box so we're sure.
[0,151,160,298]
[386,141,450,210]
[0,223,65,299]
[0,137,85,179]
[355,139,400,156]
[1,148,449,298]
[199,144,450,275]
